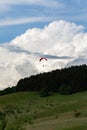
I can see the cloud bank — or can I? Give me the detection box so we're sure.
[0,20,87,89]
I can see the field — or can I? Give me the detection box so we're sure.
[0,91,87,130]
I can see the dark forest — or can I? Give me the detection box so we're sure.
[0,64,87,96]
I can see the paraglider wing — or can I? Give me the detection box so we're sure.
[39,57,47,61]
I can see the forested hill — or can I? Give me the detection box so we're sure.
[0,64,87,96]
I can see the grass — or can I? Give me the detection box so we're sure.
[0,91,87,129]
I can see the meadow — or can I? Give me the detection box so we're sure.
[0,91,87,130]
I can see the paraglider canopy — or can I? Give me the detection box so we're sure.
[39,57,47,61]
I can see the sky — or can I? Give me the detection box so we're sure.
[0,0,87,89]
[0,0,87,43]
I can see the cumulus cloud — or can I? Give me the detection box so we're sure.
[0,20,87,89]
[11,20,84,54]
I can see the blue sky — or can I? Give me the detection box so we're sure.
[0,0,87,43]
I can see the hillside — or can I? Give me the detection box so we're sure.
[0,64,87,96]
[16,64,87,95]
[0,91,87,130]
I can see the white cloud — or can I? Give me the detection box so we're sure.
[11,20,84,53]
[0,0,63,8]
[0,20,87,89]
[0,16,52,26]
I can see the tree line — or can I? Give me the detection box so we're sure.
[0,64,87,96]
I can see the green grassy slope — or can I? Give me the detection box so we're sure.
[0,91,87,130]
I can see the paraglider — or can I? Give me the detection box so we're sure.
[39,57,47,67]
